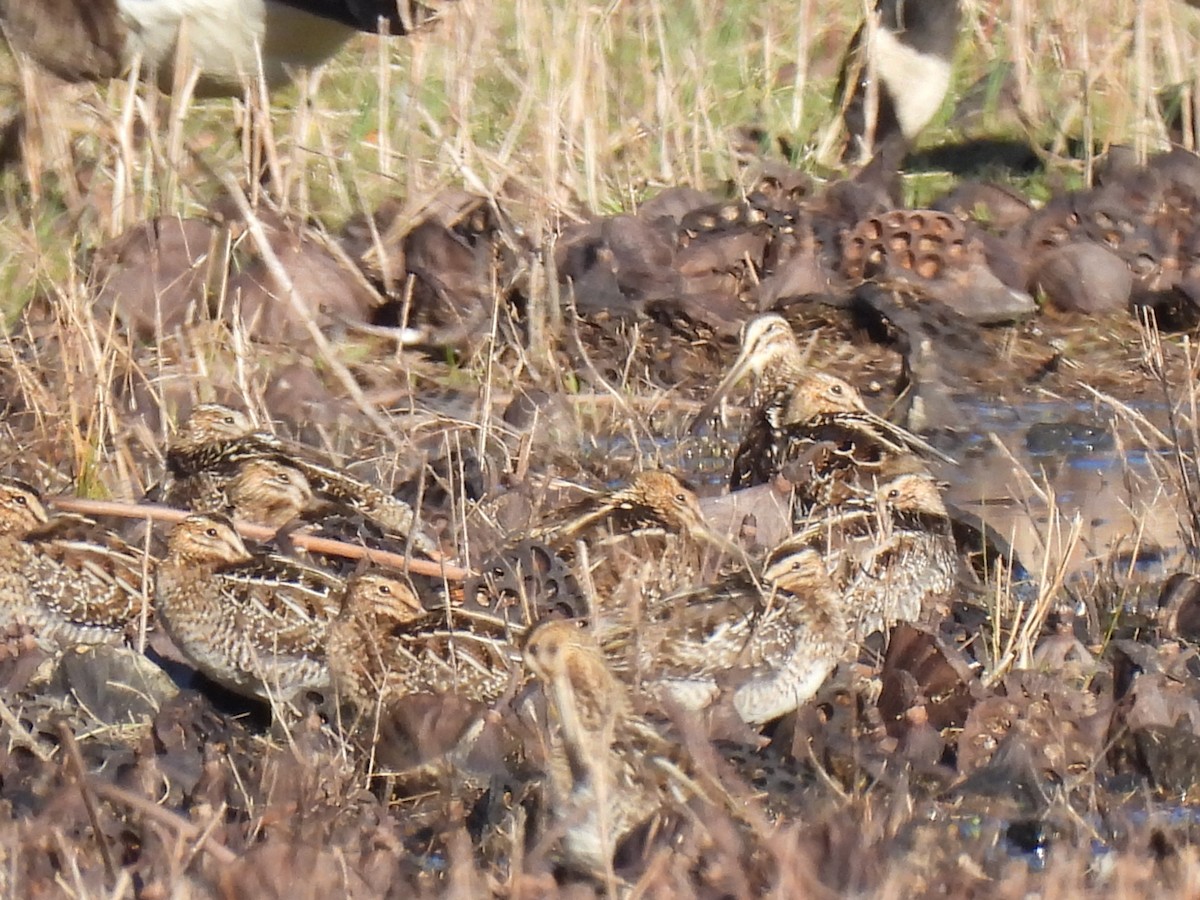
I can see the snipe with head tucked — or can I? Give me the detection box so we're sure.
[225,457,315,528]
[0,477,151,648]
[535,470,717,553]
[532,470,738,617]
[793,469,957,641]
[838,471,958,640]
[155,513,343,701]
[327,570,525,711]
[156,403,260,512]
[613,537,848,725]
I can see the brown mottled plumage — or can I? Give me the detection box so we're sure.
[729,370,953,507]
[533,470,738,619]
[691,313,807,431]
[327,572,523,710]
[523,620,683,873]
[225,457,315,528]
[614,539,848,724]
[0,478,49,535]
[838,471,958,639]
[158,403,261,512]
[0,478,151,648]
[155,513,343,701]
[172,403,257,451]
[327,572,424,706]
[536,470,716,552]
[788,469,957,641]
[158,403,438,555]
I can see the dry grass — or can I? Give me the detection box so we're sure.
[4,1,1200,896]
[0,0,1195,417]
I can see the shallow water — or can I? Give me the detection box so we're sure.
[941,395,1182,579]
[581,392,1187,580]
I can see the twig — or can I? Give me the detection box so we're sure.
[44,496,471,581]
[58,724,117,882]
[90,780,238,866]
[179,802,229,875]
[0,694,54,762]
[185,142,402,447]
[986,433,1050,507]
[1079,383,1173,447]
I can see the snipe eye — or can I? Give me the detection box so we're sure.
[13,495,27,506]
[205,527,219,538]
[223,415,237,426]
[887,488,901,500]
[674,493,688,503]
[378,583,392,595]
[829,383,844,395]
[276,472,291,484]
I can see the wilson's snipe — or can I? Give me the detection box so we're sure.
[533,470,737,618]
[691,313,806,431]
[729,370,953,506]
[535,470,717,553]
[225,457,315,528]
[0,477,48,536]
[0,478,151,648]
[160,403,438,554]
[156,513,343,701]
[523,619,695,873]
[158,403,261,511]
[615,538,848,724]
[838,471,958,640]
[327,571,525,710]
[795,470,957,641]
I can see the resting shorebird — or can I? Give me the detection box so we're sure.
[532,470,739,617]
[794,470,957,641]
[614,538,848,725]
[155,512,342,701]
[0,477,150,648]
[523,620,727,874]
[225,456,315,529]
[157,402,439,555]
[0,0,452,95]
[535,470,716,554]
[729,370,954,504]
[839,471,958,639]
[0,477,46,538]
[154,402,262,512]
[327,570,526,711]
[690,314,807,433]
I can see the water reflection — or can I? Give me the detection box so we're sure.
[942,398,1183,578]
[592,395,1187,579]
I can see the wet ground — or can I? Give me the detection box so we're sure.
[3,334,1200,897]
[6,138,1200,894]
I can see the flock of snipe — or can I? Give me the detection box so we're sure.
[0,313,964,872]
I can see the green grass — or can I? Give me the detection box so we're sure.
[0,0,1197,377]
